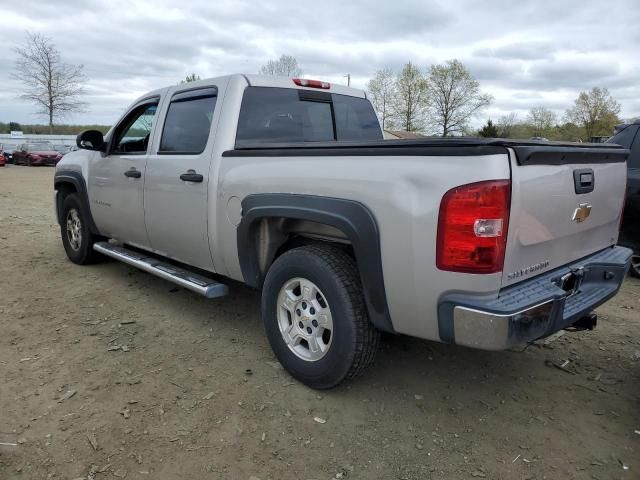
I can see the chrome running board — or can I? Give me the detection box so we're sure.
[93,241,228,299]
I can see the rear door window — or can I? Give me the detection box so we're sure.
[236,87,382,146]
[159,87,218,154]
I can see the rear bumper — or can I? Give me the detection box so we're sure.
[437,246,632,350]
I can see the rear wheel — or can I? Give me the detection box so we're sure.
[261,244,380,389]
[60,193,102,264]
[630,254,640,278]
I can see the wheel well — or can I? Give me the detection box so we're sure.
[54,181,78,224]
[238,194,394,332]
[254,217,353,278]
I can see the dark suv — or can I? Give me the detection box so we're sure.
[607,120,640,277]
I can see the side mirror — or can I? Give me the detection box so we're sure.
[77,130,105,151]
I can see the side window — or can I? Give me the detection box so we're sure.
[159,88,217,154]
[113,102,158,154]
[630,129,640,169]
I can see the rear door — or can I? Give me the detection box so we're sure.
[143,83,222,271]
[502,145,628,286]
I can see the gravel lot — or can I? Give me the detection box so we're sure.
[0,165,638,480]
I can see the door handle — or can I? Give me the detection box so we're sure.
[180,169,203,183]
[124,168,141,178]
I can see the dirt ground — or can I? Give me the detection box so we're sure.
[0,165,638,480]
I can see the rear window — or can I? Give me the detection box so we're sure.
[236,87,381,146]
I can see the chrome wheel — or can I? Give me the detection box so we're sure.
[66,208,82,251]
[276,277,333,362]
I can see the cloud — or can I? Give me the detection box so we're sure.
[0,0,638,125]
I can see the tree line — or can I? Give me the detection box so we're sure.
[476,87,621,141]
[0,121,110,135]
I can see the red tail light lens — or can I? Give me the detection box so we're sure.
[293,78,330,89]
[436,180,511,274]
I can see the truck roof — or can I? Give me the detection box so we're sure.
[132,74,366,106]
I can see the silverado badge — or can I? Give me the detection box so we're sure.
[572,203,592,223]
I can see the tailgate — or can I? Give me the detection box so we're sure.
[502,144,628,287]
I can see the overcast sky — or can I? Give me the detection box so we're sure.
[1,0,639,128]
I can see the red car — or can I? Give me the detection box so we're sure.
[13,143,63,166]
[0,146,5,167]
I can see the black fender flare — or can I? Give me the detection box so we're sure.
[53,171,100,235]
[238,193,394,333]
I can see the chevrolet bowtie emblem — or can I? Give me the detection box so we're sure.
[572,203,592,223]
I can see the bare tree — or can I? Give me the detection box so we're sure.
[367,68,396,130]
[259,54,302,76]
[425,59,492,137]
[497,113,518,138]
[527,106,556,137]
[180,73,201,84]
[392,62,428,132]
[565,87,621,139]
[13,32,87,133]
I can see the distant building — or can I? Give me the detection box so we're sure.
[383,130,425,140]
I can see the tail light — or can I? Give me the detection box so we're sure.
[436,180,511,274]
[293,78,330,89]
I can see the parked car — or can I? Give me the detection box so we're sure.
[13,143,63,166]
[606,120,640,277]
[0,144,8,165]
[0,144,15,163]
[53,144,72,155]
[54,74,632,388]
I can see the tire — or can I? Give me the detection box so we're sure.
[26,158,32,167]
[60,193,102,265]
[261,244,380,389]
[630,254,640,279]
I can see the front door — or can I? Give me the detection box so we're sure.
[88,98,160,248]
[144,86,219,271]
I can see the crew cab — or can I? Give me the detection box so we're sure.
[54,74,632,388]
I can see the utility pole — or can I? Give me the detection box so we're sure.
[344,73,351,87]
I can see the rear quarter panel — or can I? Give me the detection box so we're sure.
[216,151,511,341]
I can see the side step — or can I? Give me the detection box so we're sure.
[93,241,228,298]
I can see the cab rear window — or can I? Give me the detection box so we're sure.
[235,87,381,146]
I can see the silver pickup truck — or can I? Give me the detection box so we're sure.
[54,74,632,389]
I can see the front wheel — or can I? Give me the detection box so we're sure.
[630,254,640,278]
[261,245,380,389]
[60,193,102,264]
